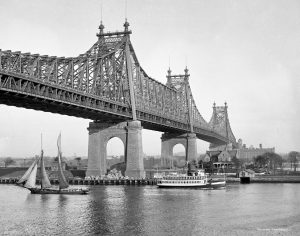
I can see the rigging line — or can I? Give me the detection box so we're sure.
[100,0,103,22]
[185,55,188,69]
[125,0,127,20]
[41,133,43,151]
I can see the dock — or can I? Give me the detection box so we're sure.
[0,178,158,186]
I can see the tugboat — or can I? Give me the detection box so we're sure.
[17,133,89,195]
[157,162,226,188]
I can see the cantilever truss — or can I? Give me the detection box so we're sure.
[165,69,210,131]
[209,103,236,147]
[0,20,236,145]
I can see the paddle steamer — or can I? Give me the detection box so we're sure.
[157,169,226,188]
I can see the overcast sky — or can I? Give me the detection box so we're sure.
[0,0,299,157]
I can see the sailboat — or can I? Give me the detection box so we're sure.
[17,134,89,195]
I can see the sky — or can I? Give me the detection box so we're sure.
[0,0,299,157]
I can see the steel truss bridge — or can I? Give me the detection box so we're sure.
[0,20,236,146]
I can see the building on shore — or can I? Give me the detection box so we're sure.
[204,139,275,169]
[66,158,88,170]
[236,139,275,161]
[203,150,237,169]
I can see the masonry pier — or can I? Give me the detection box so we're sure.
[86,120,145,179]
[161,132,197,167]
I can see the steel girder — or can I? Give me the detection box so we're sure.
[0,23,236,145]
[208,104,236,145]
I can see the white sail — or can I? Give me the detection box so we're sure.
[17,157,39,184]
[24,163,38,188]
[57,133,69,189]
[40,150,52,189]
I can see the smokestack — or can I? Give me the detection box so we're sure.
[259,144,262,149]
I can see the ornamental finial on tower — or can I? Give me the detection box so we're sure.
[167,67,172,76]
[99,21,104,34]
[166,67,172,85]
[124,18,130,32]
[225,101,227,108]
[184,66,189,76]
[96,21,105,38]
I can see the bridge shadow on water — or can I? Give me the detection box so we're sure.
[84,186,146,235]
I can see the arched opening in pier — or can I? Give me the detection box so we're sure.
[172,144,186,168]
[106,137,125,176]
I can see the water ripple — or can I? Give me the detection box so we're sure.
[0,184,300,235]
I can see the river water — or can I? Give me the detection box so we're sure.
[0,183,300,236]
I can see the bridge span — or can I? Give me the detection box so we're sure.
[0,20,236,178]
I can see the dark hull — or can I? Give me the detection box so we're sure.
[15,183,24,187]
[28,187,89,195]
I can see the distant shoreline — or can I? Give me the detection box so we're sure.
[1,167,300,184]
[1,176,300,186]
[225,176,300,183]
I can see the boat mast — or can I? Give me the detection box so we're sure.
[40,133,43,189]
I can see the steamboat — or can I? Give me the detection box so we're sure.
[157,165,226,188]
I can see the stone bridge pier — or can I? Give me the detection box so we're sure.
[161,132,197,168]
[86,120,145,179]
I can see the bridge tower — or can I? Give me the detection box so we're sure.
[86,20,145,178]
[161,67,197,168]
[208,102,236,151]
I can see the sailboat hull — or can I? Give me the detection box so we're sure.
[28,187,89,195]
